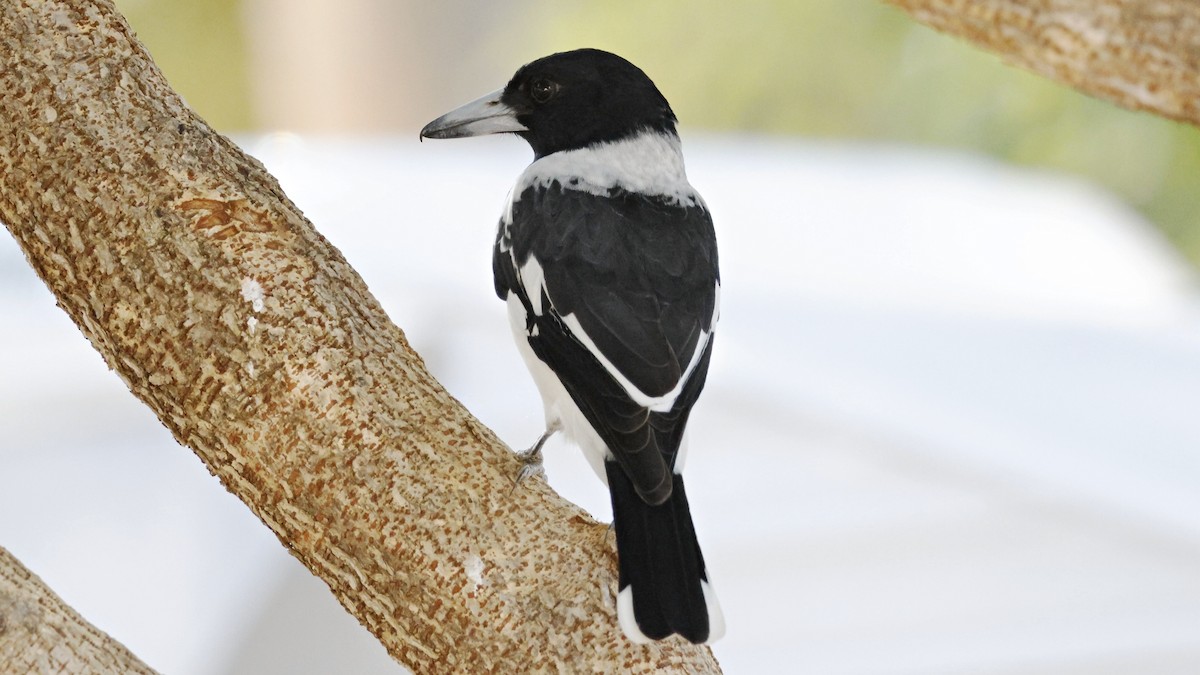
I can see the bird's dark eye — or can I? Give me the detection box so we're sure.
[530,78,559,103]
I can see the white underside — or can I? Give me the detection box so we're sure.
[508,294,697,479]
[616,586,651,644]
[702,579,726,642]
[674,434,689,475]
[507,295,611,482]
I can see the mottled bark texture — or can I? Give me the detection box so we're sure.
[0,0,721,673]
[0,547,156,674]
[888,0,1200,126]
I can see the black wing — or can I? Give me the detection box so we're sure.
[494,182,719,504]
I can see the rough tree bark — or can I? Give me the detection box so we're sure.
[0,547,155,674]
[887,0,1200,127]
[0,0,721,672]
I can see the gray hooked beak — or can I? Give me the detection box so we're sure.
[420,88,528,140]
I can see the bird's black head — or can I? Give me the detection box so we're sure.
[501,49,677,158]
[420,49,677,159]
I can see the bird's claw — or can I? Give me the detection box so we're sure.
[512,426,557,491]
[513,448,545,489]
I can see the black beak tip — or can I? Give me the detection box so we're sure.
[419,122,449,141]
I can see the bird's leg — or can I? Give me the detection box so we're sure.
[513,424,559,489]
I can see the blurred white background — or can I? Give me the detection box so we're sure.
[3,1,1200,673]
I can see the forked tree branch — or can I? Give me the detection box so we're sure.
[0,0,719,672]
[887,0,1200,126]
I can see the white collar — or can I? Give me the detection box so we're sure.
[513,130,699,207]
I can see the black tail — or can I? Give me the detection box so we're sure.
[606,460,724,644]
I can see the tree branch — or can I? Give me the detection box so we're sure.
[886,0,1200,126]
[0,547,156,674]
[0,0,719,672]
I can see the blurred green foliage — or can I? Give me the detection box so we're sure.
[115,0,252,130]
[519,0,1200,266]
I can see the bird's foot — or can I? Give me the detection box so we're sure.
[512,427,557,490]
[514,449,544,486]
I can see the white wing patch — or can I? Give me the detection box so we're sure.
[712,280,721,326]
[561,312,710,413]
[516,256,718,415]
[518,256,547,315]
